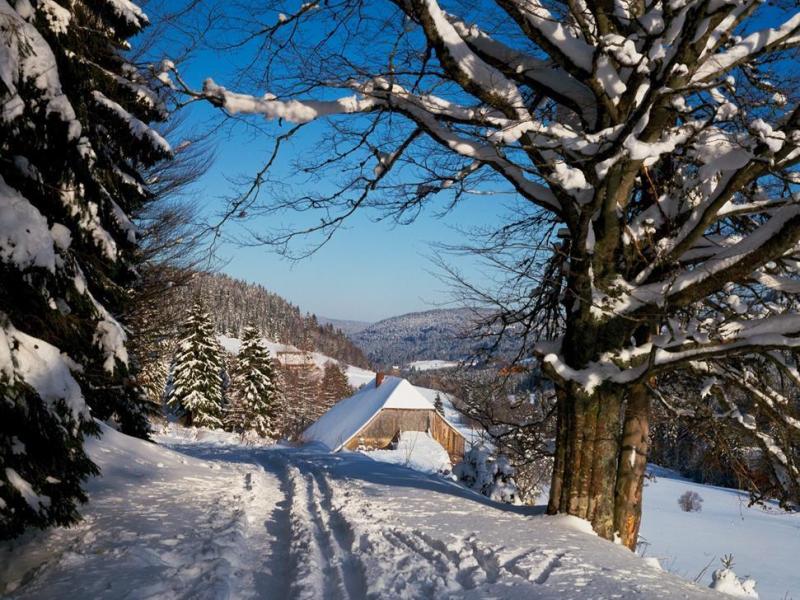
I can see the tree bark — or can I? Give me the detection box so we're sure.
[547,384,625,540]
[547,386,568,515]
[613,383,650,550]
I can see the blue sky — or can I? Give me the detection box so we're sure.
[174,98,508,322]
[164,28,514,322]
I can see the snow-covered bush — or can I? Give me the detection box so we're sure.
[710,556,758,599]
[678,490,703,512]
[455,446,520,505]
[366,432,452,475]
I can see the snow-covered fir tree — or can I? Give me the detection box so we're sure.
[168,303,225,428]
[226,326,282,437]
[0,0,169,537]
[136,338,175,409]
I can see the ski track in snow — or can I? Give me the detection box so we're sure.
[1,428,731,599]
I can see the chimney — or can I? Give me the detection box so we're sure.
[376,372,385,387]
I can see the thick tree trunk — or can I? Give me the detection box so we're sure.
[547,384,625,540]
[613,383,650,550]
[547,387,568,515]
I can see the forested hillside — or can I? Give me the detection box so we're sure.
[351,308,487,367]
[177,273,370,368]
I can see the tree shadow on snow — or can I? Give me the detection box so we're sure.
[306,449,546,517]
[157,439,545,517]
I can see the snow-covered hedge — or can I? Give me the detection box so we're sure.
[454,446,520,505]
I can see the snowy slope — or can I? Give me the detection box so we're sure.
[364,431,453,474]
[0,423,285,598]
[218,334,375,388]
[0,423,761,600]
[637,466,800,600]
[350,308,484,366]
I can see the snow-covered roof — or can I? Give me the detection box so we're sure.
[302,376,461,452]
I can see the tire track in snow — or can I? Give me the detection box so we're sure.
[286,456,514,599]
[239,463,293,599]
[285,465,329,600]
[383,528,508,590]
[310,471,368,599]
[502,547,565,584]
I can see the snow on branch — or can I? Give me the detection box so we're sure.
[692,12,800,84]
[446,17,596,122]
[199,80,380,123]
[91,91,171,154]
[173,68,563,212]
[495,0,593,74]
[411,0,529,118]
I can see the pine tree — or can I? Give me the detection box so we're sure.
[434,393,445,416]
[168,304,225,428]
[319,361,352,411]
[226,326,282,437]
[1,0,169,537]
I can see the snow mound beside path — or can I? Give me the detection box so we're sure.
[364,431,452,474]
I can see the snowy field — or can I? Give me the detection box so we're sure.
[406,360,460,371]
[4,423,795,599]
[637,466,799,599]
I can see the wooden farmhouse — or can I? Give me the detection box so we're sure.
[302,374,465,463]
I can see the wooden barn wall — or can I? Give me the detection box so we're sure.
[344,408,464,462]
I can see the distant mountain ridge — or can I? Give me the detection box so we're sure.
[350,308,486,367]
[318,317,373,335]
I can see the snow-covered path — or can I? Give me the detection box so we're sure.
[2,426,726,599]
[1,425,289,599]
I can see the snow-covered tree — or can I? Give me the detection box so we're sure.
[1,0,170,537]
[226,326,282,437]
[168,303,225,427]
[136,338,174,408]
[175,0,800,546]
[455,446,521,504]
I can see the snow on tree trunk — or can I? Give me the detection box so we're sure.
[180,0,800,546]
